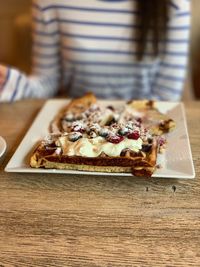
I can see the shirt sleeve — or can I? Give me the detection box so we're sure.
[0,0,61,102]
[151,0,191,101]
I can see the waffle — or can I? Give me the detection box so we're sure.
[30,93,175,177]
[50,94,175,136]
[30,135,158,177]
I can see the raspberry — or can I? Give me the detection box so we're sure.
[107,134,124,144]
[127,131,140,140]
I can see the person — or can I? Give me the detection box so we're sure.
[0,0,191,102]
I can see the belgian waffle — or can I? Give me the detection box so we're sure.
[30,134,157,177]
[30,93,175,177]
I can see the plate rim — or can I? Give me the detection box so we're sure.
[0,136,7,158]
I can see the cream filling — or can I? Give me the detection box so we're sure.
[57,136,143,157]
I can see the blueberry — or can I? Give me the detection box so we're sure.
[68,132,82,142]
[126,122,134,130]
[99,128,109,138]
[118,127,129,136]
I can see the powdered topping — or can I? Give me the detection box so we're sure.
[59,104,151,148]
[71,121,85,133]
[106,133,124,144]
[42,133,62,145]
[55,101,156,157]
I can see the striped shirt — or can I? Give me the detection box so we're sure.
[0,0,191,102]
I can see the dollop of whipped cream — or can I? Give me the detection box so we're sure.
[56,136,143,157]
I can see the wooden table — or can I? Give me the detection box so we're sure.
[0,99,200,266]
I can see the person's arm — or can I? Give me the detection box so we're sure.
[151,0,191,101]
[0,65,8,90]
[0,0,61,102]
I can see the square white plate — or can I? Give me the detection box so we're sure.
[5,99,195,179]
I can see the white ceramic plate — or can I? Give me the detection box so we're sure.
[5,99,195,179]
[0,136,7,158]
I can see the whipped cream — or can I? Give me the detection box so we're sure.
[57,136,143,157]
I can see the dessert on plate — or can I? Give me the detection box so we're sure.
[30,93,175,177]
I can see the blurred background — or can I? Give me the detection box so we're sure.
[0,0,199,100]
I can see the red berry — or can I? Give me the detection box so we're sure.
[107,134,124,144]
[127,131,140,140]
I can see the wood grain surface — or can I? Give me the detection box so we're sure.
[0,99,200,267]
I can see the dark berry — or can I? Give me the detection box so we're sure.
[127,131,140,140]
[68,132,82,142]
[106,134,124,144]
[118,127,129,136]
[126,122,134,130]
[99,128,109,138]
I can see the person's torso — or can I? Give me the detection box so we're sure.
[45,0,162,99]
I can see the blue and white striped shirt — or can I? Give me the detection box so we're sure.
[0,0,191,101]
